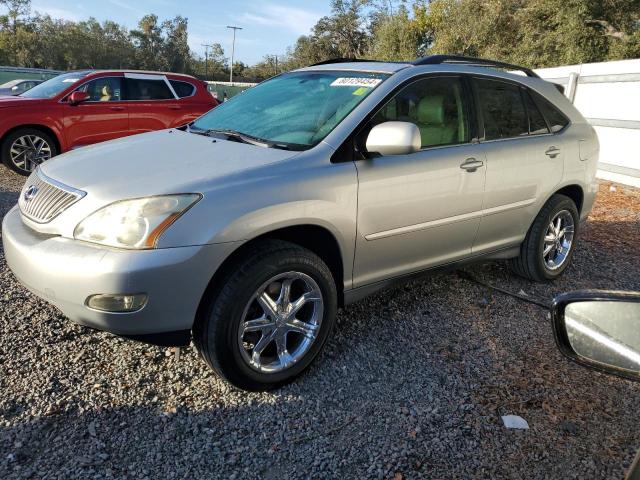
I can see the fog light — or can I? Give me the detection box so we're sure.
[86,293,148,313]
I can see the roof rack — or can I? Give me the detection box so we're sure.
[413,55,539,78]
[310,58,373,66]
[309,55,540,78]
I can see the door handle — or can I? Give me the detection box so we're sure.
[168,105,181,110]
[460,158,484,172]
[109,106,125,111]
[545,146,561,158]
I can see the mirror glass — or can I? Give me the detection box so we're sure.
[565,300,640,374]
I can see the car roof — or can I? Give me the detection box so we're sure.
[82,69,198,80]
[298,61,412,75]
[295,55,544,81]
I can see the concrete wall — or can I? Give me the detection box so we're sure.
[536,59,640,188]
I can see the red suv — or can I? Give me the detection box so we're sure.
[0,70,218,175]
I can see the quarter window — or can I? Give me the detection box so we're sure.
[371,77,469,148]
[169,80,196,98]
[523,90,550,135]
[476,79,528,140]
[533,92,570,132]
[76,77,123,102]
[125,78,174,100]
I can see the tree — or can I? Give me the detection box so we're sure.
[368,5,419,61]
[412,0,640,68]
[163,16,190,73]
[130,14,167,70]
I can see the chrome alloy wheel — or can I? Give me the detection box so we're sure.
[543,210,575,270]
[10,135,52,172]
[238,271,324,373]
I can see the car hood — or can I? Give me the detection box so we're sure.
[39,129,300,201]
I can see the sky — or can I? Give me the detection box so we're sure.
[23,0,333,65]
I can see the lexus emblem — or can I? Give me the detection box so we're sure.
[23,185,39,202]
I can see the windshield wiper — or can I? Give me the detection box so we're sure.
[187,125,294,150]
[206,129,273,148]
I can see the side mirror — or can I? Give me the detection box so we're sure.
[68,91,90,105]
[365,121,421,157]
[551,291,640,381]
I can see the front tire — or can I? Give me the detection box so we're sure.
[1,128,57,176]
[194,240,338,391]
[510,194,580,282]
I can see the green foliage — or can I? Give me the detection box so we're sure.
[1,0,638,77]
[282,0,640,70]
[368,5,419,61]
[413,0,640,68]
[0,0,224,77]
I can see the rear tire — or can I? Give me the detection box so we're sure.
[193,240,338,391]
[1,128,57,176]
[510,194,579,282]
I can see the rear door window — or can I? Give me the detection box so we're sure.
[475,79,528,140]
[169,80,196,98]
[125,78,174,100]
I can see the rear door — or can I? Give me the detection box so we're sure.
[168,79,208,124]
[124,74,178,135]
[472,77,565,253]
[63,75,129,148]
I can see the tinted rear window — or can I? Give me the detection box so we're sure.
[524,90,550,135]
[533,92,570,132]
[476,79,528,140]
[170,80,196,98]
[125,78,174,100]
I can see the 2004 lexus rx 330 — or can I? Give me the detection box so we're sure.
[3,56,599,390]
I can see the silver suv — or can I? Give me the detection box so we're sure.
[3,56,599,390]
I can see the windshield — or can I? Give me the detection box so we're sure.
[192,70,388,148]
[20,71,90,99]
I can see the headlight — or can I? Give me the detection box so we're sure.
[74,194,201,249]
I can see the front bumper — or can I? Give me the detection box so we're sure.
[2,206,241,344]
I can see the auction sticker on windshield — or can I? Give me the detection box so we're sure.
[331,77,382,88]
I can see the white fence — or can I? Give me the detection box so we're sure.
[536,59,640,188]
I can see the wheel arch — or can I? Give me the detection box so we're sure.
[194,224,347,333]
[0,124,62,154]
[554,184,584,214]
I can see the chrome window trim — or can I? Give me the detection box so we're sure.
[60,74,191,103]
[169,80,197,99]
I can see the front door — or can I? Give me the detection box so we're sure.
[64,76,129,148]
[353,76,486,287]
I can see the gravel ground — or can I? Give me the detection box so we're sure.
[1,167,639,480]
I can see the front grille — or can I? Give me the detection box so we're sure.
[18,169,85,223]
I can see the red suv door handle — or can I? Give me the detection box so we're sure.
[168,105,181,110]
[109,106,125,111]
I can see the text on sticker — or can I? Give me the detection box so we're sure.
[331,78,382,88]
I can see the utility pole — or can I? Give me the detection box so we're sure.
[201,43,214,80]
[227,25,243,84]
